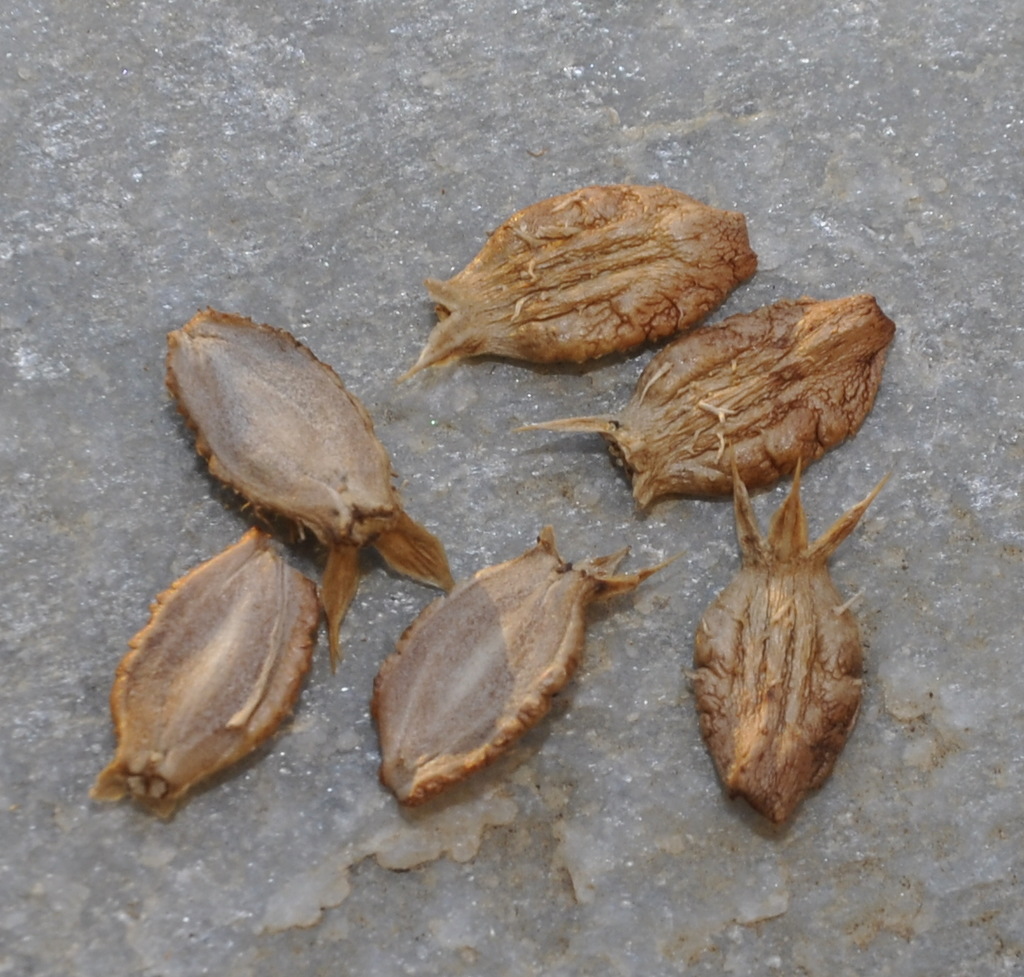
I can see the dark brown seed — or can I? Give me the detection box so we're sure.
[523,294,895,504]
[166,308,454,666]
[692,460,887,823]
[403,184,756,377]
[91,529,320,817]
[371,527,670,805]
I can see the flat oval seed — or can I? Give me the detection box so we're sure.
[403,184,756,377]
[523,294,895,504]
[166,309,454,666]
[692,461,888,823]
[371,527,669,805]
[91,529,320,817]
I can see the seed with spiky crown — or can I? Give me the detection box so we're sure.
[692,460,888,823]
[523,294,895,504]
[402,184,756,378]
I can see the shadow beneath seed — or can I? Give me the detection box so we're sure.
[386,742,548,829]
[724,794,795,841]
[394,346,641,386]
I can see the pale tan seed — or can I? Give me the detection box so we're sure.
[91,529,320,817]
[166,309,454,666]
[371,527,670,805]
[523,294,895,504]
[692,460,888,824]
[402,184,757,377]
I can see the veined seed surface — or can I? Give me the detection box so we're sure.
[692,461,887,823]
[403,184,756,377]
[524,294,895,504]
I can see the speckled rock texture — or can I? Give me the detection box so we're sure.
[2,1,1022,975]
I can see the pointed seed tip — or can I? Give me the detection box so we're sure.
[398,347,440,382]
[628,549,683,585]
[537,525,558,549]
[326,615,342,671]
[516,415,618,436]
[398,340,462,381]
[659,550,686,571]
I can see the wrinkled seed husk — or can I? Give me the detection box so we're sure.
[523,294,895,503]
[692,460,888,823]
[404,184,757,377]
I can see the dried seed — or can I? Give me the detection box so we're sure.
[402,184,757,377]
[692,461,888,823]
[523,294,895,504]
[166,309,454,666]
[91,529,320,817]
[371,527,669,805]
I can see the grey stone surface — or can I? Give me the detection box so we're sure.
[2,1,1022,974]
